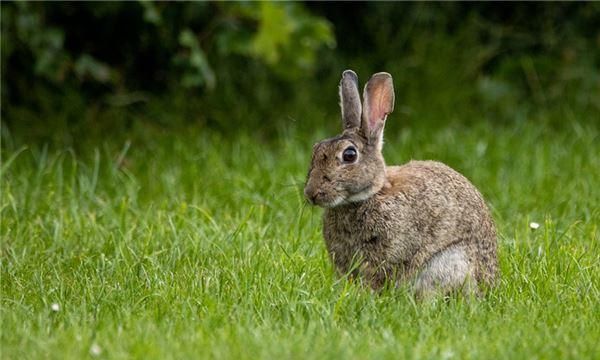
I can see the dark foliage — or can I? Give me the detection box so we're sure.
[1,2,599,144]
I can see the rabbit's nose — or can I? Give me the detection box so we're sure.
[305,191,316,204]
[304,187,323,205]
[312,191,326,204]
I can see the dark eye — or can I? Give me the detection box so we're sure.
[342,146,358,163]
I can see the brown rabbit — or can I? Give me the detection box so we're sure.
[304,70,498,297]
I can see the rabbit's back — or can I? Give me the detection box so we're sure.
[323,160,497,290]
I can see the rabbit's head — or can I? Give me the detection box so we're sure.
[304,70,395,207]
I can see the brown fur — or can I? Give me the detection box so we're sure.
[304,71,498,296]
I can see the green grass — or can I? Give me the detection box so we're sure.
[1,119,599,359]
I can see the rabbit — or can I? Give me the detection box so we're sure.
[304,70,498,297]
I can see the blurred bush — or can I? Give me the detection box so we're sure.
[1,2,334,95]
[1,2,599,144]
[313,3,600,125]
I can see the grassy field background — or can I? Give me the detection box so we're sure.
[2,115,599,358]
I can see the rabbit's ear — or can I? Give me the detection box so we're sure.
[339,70,362,130]
[362,72,394,146]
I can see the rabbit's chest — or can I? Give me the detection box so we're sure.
[322,203,395,269]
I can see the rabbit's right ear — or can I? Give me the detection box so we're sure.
[339,70,362,130]
[362,72,394,147]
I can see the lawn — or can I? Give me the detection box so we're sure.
[1,118,599,359]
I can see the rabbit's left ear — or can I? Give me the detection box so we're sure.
[339,70,362,130]
[362,72,394,146]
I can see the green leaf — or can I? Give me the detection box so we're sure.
[178,29,215,89]
[74,54,113,83]
[140,1,162,25]
[251,3,294,64]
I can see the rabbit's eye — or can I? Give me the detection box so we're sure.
[342,147,358,163]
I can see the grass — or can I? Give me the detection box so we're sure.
[1,117,599,359]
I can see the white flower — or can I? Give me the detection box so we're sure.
[90,343,102,356]
[441,349,455,360]
[51,303,60,312]
[529,222,540,230]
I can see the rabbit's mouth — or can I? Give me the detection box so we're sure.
[306,182,376,208]
[308,188,373,208]
[305,187,345,208]
[319,196,346,208]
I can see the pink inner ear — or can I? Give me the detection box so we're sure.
[368,86,393,129]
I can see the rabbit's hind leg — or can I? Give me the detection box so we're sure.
[413,244,476,299]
